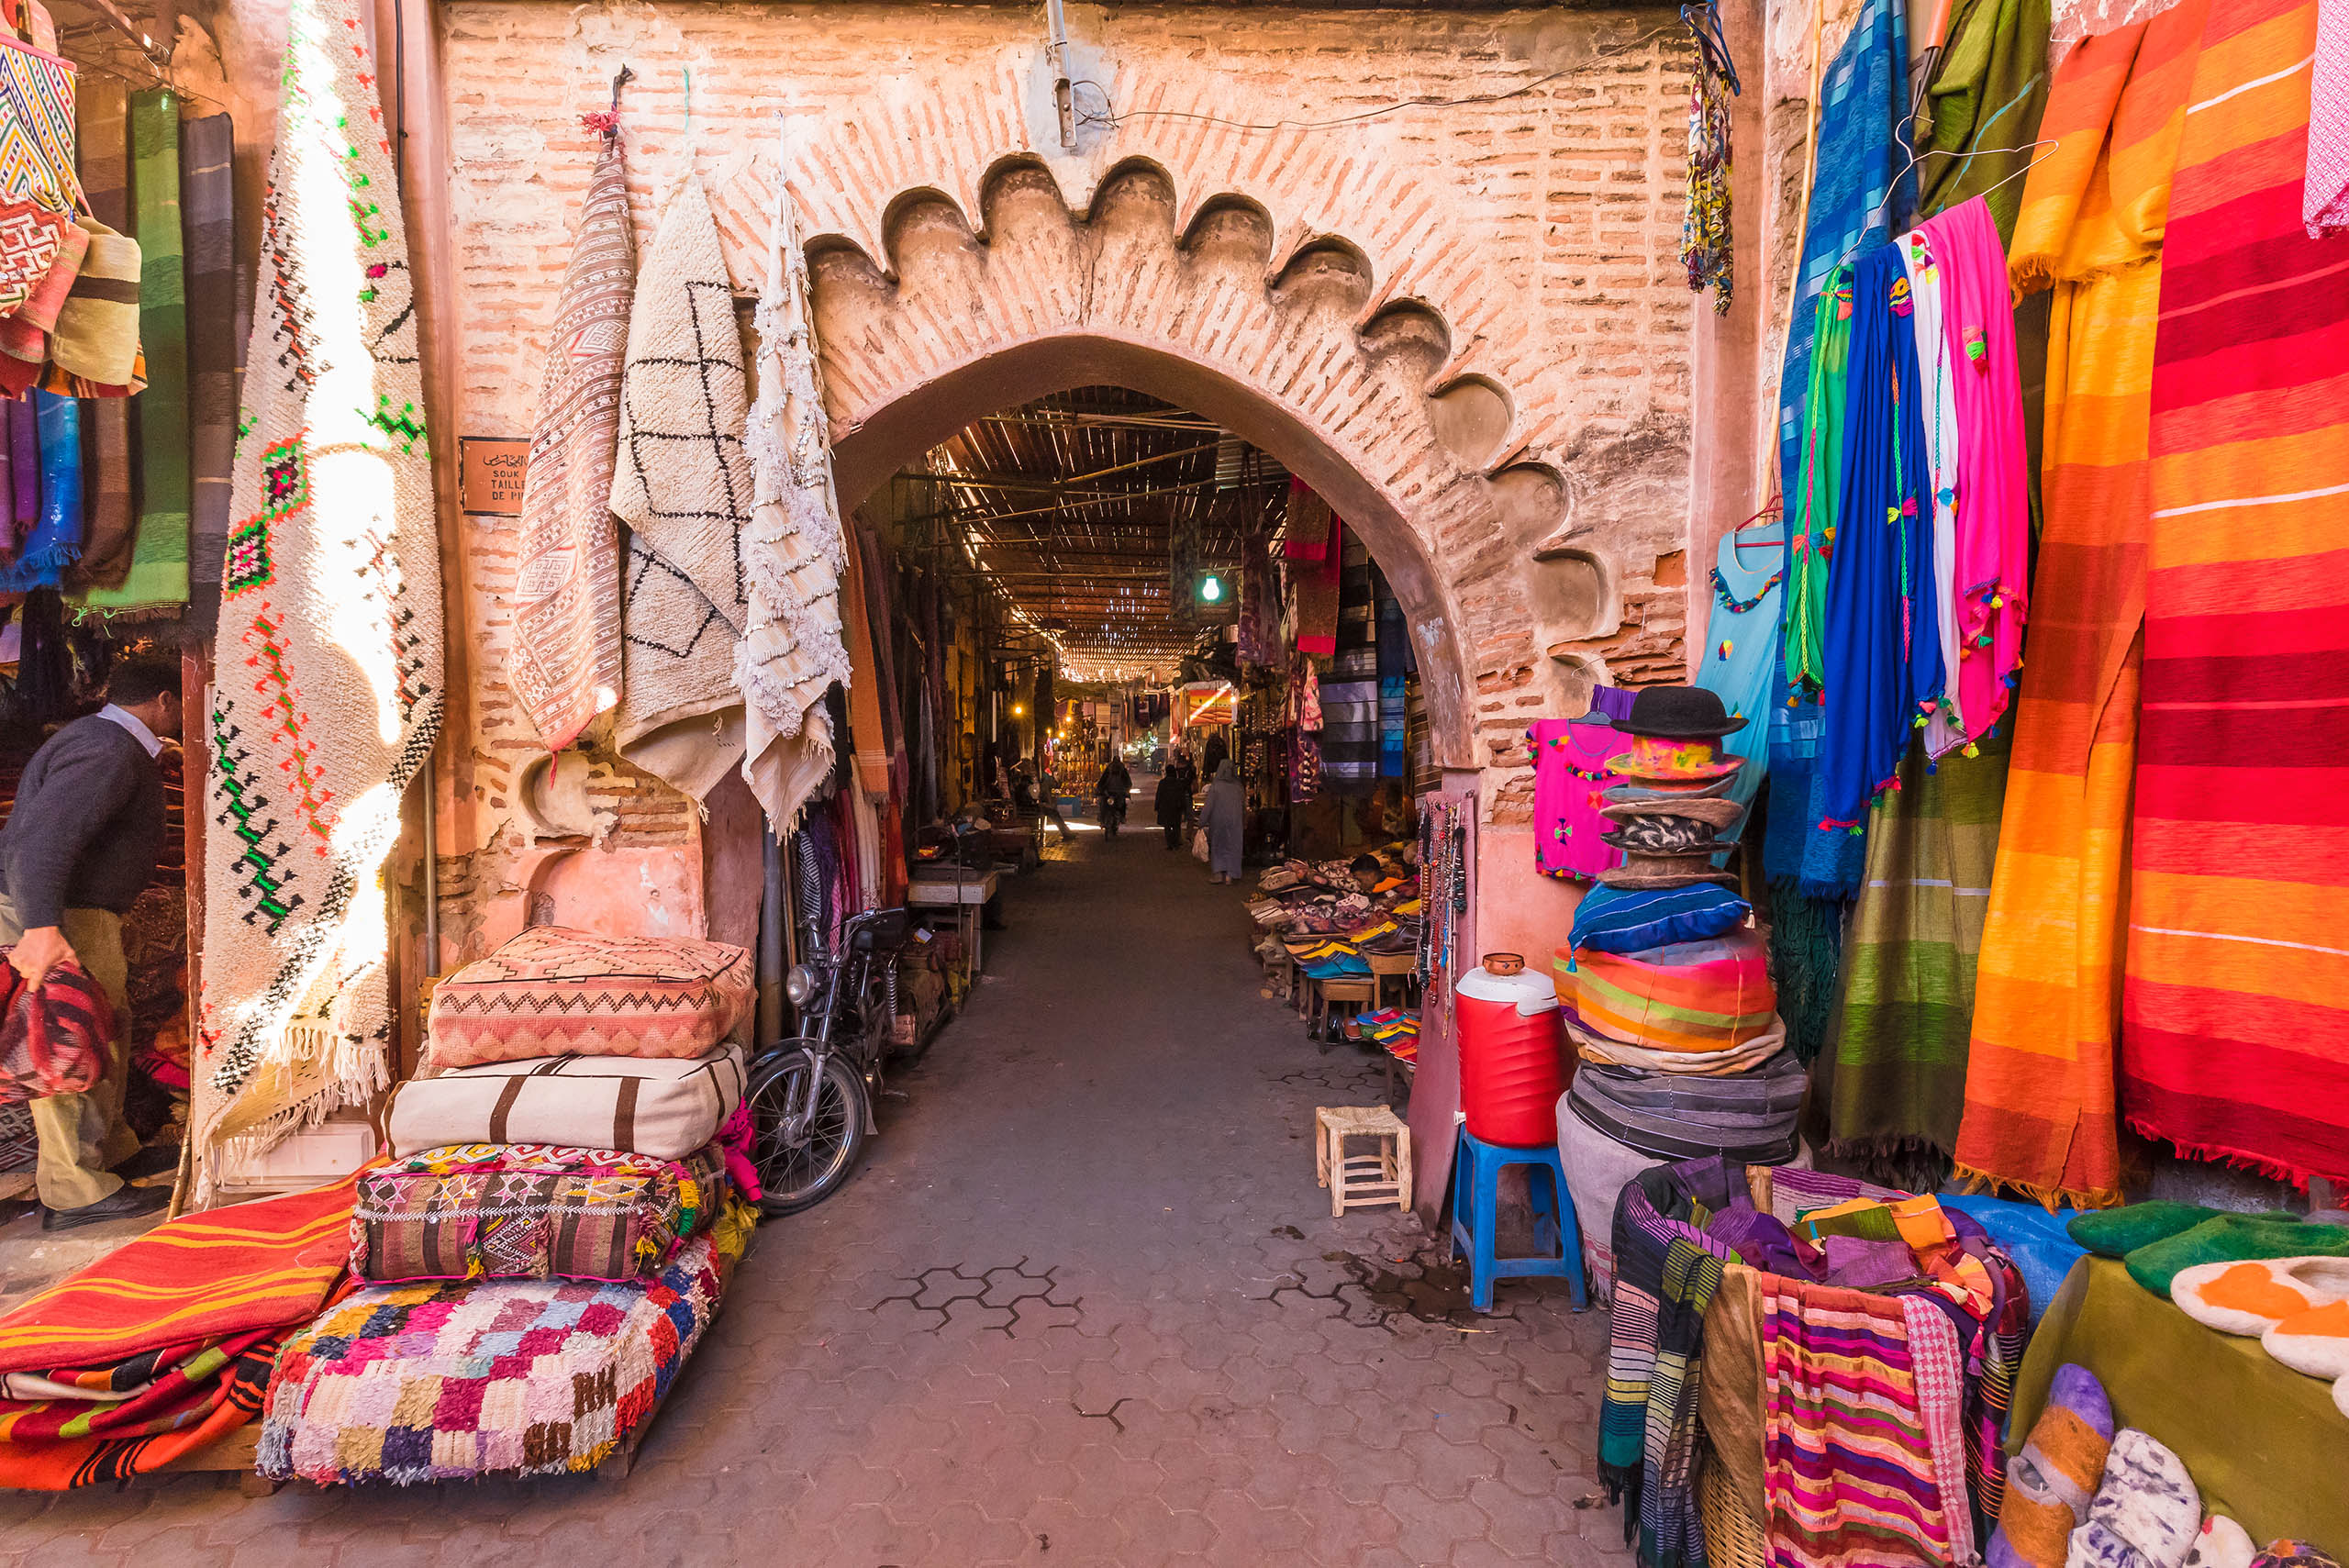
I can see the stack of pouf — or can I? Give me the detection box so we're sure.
[257,927,758,1486]
[1551,688,1806,1296]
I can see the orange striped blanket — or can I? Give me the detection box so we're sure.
[2123,0,2349,1187]
[1954,4,2209,1208]
[0,1173,357,1487]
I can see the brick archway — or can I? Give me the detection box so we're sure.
[790,159,1575,771]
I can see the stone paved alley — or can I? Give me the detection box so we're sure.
[1,828,1627,1568]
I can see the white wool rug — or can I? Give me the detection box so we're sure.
[195,0,444,1182]
[739,132,852,830]
[609,173,751,799]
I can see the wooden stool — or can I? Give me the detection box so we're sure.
[1314,1105,1412,1216]
[1368,951,1415,1010]
[1313,975,1377,1051]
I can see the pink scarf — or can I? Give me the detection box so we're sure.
[1923,197,2031,745]
[2310,0,2347,236]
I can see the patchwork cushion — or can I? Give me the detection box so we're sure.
[261,1208,751,1486]
[426,926,752,1070]
[351,1142,728,1284]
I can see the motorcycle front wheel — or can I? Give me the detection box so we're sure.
[746,1048,870,1215]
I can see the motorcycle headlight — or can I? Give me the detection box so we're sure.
[785,963,819,1006]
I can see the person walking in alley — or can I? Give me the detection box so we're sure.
[1156,745,1197,849]
[1200,760,1244,883]
[0,655,184,1229]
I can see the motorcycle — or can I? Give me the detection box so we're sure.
[743,905,911,1214]
[1097,790,1127,837]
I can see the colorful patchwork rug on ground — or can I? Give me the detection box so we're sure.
[195,0,443,1176]
[0,1174,357,1487]
[261,1203,751,1485]
[2121,0,2349,1189]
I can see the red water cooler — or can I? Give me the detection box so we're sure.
[1454,955,1565,1147]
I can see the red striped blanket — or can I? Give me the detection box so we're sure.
[2124,0,2349,1188]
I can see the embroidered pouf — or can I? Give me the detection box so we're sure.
[425,926,752,1069]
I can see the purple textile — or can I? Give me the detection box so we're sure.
[1588,685,1638,723]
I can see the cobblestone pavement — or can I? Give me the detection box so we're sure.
[1,830,1626,1568]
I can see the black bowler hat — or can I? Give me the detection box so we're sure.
[1614,685,1747,740]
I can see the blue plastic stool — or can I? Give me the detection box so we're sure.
[1449,1129,1587,1312]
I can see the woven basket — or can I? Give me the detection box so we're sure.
[1698,1443,1768,1568]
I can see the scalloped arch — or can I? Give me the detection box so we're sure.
[778,161,1575,770]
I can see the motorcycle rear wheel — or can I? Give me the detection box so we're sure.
[747,1049,870,1215]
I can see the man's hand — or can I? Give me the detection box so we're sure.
[8,926,74,988]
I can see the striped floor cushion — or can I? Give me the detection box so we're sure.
[426,926,752,1069]
[1558,929,1777,1053]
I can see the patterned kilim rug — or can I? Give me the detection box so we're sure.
[739,132,851,830]
[510,117,632,753]
[195,0,443,1184]
[611,173,751,801]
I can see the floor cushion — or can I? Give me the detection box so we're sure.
[426,926,752,1069]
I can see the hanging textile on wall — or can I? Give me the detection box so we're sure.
[610,174,751,802]
[2310,0,2347,236]
[1529,717,1627,882]
[1774,0,1914,539]
[196,0,444,1180]
[71,88,184,619]
[1823,727,2009,1179]
[1375,580,1408,777]
[60,72,128,590]
[1820,241,1943,830]
[509,113,633,755]
[1695,519,1784,831]
[179,112,237,639]
[1911,0,2054,241]
[1956,6,2205,1209]
[1319,533,1377,794]
[1681,40,1734,313]
[739,128,852,831]
[1237,527,1275,668]
[2121,0,2349,1189]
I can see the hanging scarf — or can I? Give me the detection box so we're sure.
[1956,5,2205,1209]
[0,396,61,591]
[509,120,633,754]
[1896,228,1964,755]
[1912,0,2054,241]
[1681,50,1733,313]
[1784,271,1849,697]
[1774,0,1913,538]
[1922,198,2032,746]
[2122,0,2349,1189]
[58,71,131,594]
[195,0,444,1183]
[1820,241,1943,830]
[72,88,186,619]
[179,113,237,636]
[2310,0,2348,236]
[738,125,852,831]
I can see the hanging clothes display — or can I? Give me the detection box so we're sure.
[1375,580,1408,778]
[1695,519,1785,831]
[1529,718,1628,883]
[1681,40,1735,313]
[1784,270,1851,699]
[1956,5,2206,1209]
[1819,239,1943,830]
[1896,226,1965,756]
[1319,534,1378,793]
[2121,0,2349,1190]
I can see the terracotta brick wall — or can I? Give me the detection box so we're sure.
[435,1,1705,944]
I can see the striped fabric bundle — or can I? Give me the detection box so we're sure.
[2121,0,2349,1190]
[1757,1275,1971,1568]
[1955,4,2210,1208]
[1565,929,1777,1054]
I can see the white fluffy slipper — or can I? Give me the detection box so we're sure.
[2172,1256,2349,1337]
[2261,1297,2349,1380]
[2184,1515,2258,1568]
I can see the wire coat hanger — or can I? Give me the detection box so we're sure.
[1833,137,2057,271]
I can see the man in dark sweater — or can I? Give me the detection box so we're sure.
[0,655,182,1228]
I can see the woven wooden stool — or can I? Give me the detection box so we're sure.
[1314,1105,1412,1217]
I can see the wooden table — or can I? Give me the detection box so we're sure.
[909,867,1003,975]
